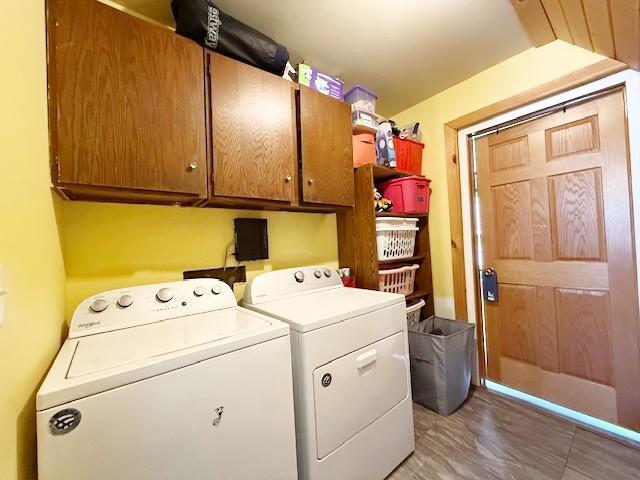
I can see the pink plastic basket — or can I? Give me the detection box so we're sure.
[380,176,431,214]
[378,264,419,295]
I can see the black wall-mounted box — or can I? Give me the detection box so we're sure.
[234,218,268,261]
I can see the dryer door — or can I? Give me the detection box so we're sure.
[313,331,408,459]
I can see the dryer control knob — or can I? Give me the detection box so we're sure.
[156,288,174,303]
[193,286,206,297]
[117,294,134,308]
[294,271,305,283]
[323,269,332,278]
[211,285,222,295]
[314,270,322,279]
[90,298,108,313]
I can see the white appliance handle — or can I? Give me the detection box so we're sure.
[356,349,377,370]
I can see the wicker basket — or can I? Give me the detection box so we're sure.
[378,264,419,295]
[375,217,419,261]
[406,299,426,327]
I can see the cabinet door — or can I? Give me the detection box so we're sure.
[209,53,297,202]
[50,0,207,197]
[299,86,354,206]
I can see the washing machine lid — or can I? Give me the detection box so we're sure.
[37,307,287,410]
[67,308,269,378]
[245,287,404,332]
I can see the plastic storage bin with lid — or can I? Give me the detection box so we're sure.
[394,136,424,175]
[380,176,431,214]
[344,85,377,113]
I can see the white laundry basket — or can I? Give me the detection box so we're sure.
[406,299,425,327]
[376,217,419,261]
[378,264,419,295]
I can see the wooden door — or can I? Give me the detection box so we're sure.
[476,89,640,430]
[49,0,207,197]
[299,86,354,206]
[209,53,297,202]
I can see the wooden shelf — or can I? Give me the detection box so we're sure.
[405,290,430,302]
[376,211,428,218]
[372,164,422,182]
[378,255,425,266]
[337,162,434,318]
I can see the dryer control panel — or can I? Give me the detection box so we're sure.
[69,279,236,338]
[243,266,342,305]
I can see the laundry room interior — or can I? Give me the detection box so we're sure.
[3,0,640,479]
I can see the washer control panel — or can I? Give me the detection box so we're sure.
[244,266,342,305]
[69,279,236,339]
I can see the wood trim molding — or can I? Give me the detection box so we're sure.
[447,58,627,130]
[443,59,627,355]
[445,125,466,320]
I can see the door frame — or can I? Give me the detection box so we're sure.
[444,61,640,382]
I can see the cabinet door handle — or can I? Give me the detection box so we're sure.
[307,178,314,185]
[284,175,292,183]
[187,162,198,172]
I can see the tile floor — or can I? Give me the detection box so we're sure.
[388,388,640,480]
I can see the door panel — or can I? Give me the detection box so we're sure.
[209,53,297,202]
[549,169,605,261]
[498,284,538,365]
[51,0,207,196]
[478,89,640,430]
[493,182,534,259]
[299,86,354,206]
[556,288,613,385]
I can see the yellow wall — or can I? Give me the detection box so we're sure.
[0,2,67,479]
[391,41,605,314]
[0,7,609,478]
[61,202,338,316]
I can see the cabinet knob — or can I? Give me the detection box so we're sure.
[187,163,198,172]
[284,175,292,183]
[307,178,314,185]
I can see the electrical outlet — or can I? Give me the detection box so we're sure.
[183,266,247,288]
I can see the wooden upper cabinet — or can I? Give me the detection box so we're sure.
[299,86,354,207]
[48,0,207,200]
[208,53,297,202]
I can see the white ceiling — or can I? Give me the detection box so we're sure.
[114,0,532,115]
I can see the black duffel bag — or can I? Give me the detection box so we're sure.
[171,0,290,76]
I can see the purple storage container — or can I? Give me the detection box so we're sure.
[344,85,377,112]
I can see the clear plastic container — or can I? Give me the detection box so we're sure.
[344,85,377,113]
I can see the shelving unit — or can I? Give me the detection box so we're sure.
[336,163,434,318]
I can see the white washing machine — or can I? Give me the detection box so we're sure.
[37,279,298,480]
[243,266,414,480]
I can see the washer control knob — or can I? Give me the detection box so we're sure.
[90,298,108,313]
[323,269,332,278]
[156,288,174,303]
[211,285,222,295]
[193,286,206,297]
[314,270,322,279]
[294,271,305,283]
[117,294,134,308]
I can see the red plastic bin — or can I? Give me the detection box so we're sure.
[380,176,431,214]
[393,136,424,175]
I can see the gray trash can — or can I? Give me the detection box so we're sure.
[408,316,475,415]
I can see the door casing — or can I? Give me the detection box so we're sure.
[451,69,640,389]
